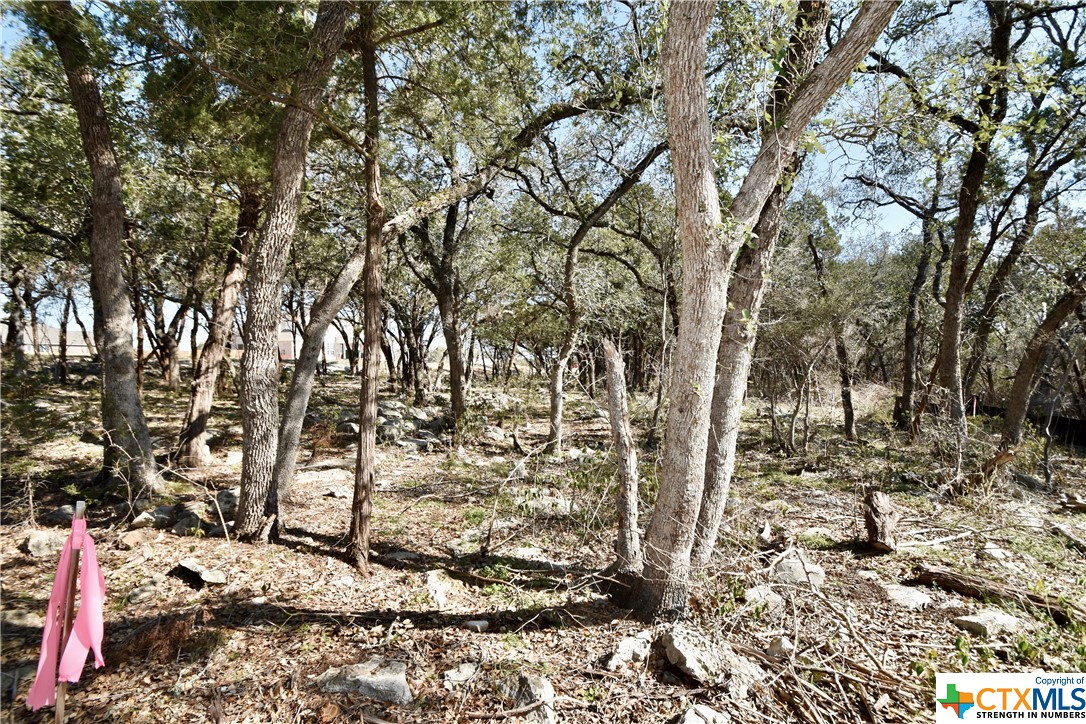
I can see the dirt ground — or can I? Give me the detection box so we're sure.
[2,368,1085,723]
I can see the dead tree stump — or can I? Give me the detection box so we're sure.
[863,489,900,553]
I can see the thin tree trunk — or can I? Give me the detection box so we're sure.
[348,2,385,571]
[807,234,855,440]
[1002,279,1086,447]
[897,163,943,428]
[601,338,642,581]
[33,1,159,492]
[5,264,28,375]
[71,293,95,361]
[177,186,260,467]
[235,1,350,540]
[57,287,72,384]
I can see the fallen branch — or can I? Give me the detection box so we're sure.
[909,564,1086,627]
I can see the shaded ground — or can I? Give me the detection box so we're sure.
[2,367,1085,723]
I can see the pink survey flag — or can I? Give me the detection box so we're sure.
[26,518,106,711]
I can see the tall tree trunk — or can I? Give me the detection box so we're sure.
[33,1,159,492]
[177,186,260,467]
[685,0,832,574]
[897,163,943,428]
[633,0,897,620]
[348,2,385,571]
[601,338,642,580]
[936,2,1012,435]
[235,1,350,540]
[1002,277,1086,447]
[71,293,95,361]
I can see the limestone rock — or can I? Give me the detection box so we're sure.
[884,584,932,610]
[1,609,43,629]
[21,530,66,558]
[500,674,556,724]
[465,620,490,633]
[604,631,653,671]
[173,558,227,587]
[336,421,360,435]
[744,586,784,617]
[443,662,478,691]
[670,704,731,724]
[953,609,1023,638]
[317,659,413,705]
[118,528,158,550]
[426,569,459,610]
[656,625,765,697]
[772,551,825,587]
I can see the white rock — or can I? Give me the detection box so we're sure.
[21,530,66,558]
[671,704,731,724]
[953,609,1023,637]
[500,674,556,724]
[978,541,1009,560]
[604,631,653,671]
[176,558,227,586]
[442,662,478,690]
[744,585,784,617]
[772,551,826,587]
[317,658,413,704]
[465,620,490,633]
[884,584,933,610]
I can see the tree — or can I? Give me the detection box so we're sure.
[234,1,352,541]
[26,0,159,493]
[632,0,898,620]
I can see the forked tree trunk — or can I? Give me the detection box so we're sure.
[57,287,72,383]
[1002,279,1086,447]
[235,1,350,541]
[690,0,831,571]
[601,338,642,580]
[633,0,897,621]
[34,1,159,493]
[348,2,385,571]
[177,186,260,467]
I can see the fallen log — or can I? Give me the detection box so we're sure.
[908,564,1086,627]
[1051,523,1086,554]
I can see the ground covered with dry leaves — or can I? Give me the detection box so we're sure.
[2,368,1085,723]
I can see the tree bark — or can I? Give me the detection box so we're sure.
[633,0,897,621]
[347,1,385,571]
[936,2,1012,434]
[863,489,900,553]
[4,263,28,375]
[177,185,260,467]
[235,1,350,540]
[601,338,642,578]
[1002,276,1086,447]
[33,1,159,492]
